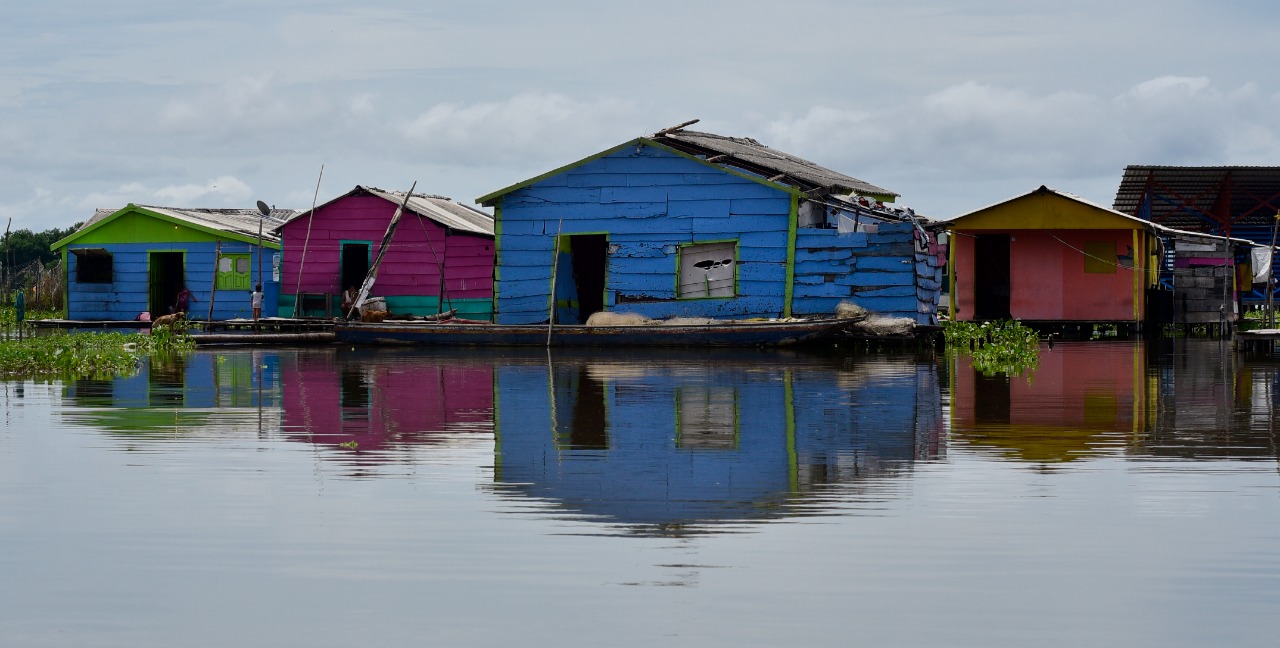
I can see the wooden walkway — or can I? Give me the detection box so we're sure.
[1234,328,1280,354]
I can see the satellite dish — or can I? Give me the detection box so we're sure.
[256,200,271,216]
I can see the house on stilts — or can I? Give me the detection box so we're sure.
[51,204,295,321]
[476,121,944,326]
[278,185,495,320]
[943,185,1254,334]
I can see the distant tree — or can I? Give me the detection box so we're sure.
[2,222,82,297]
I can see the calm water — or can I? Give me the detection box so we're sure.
[1,341,1278,647]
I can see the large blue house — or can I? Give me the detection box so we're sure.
[477,122,943,325]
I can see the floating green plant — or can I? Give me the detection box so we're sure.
[338,440,359,449]
[0,329,194,378]
[944,319,1040,377]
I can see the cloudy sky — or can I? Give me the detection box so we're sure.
[2,0,1277,232]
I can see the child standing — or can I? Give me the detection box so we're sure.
[251,284,264,322]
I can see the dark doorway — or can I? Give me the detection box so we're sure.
[972,371,1011,425]
[566,234,607,324]
[149,251,185,315]
[340,243,370,296]
[554,366,608,450]
[973,234,1011,320]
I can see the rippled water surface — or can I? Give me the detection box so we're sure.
[2,340,1278,647]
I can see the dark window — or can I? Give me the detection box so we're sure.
[73,249,113,283]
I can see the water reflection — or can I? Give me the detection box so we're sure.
[52,339,1280,529]
[950,339,1280,465]
[61,350,281,436]
[493,349,946,535]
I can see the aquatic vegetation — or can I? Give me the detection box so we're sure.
[944,319,1040,377]
[0,329,194,378]
[338,440,359,449]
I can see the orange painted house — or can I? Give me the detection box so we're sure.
[943,186,1249,328]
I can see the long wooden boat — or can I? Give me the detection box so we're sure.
[333,317,861,347]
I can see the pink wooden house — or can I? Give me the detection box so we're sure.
[279,185,495,319]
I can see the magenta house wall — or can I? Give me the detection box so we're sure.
[279,188,495,319]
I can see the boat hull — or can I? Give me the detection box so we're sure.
[333,318,858,347]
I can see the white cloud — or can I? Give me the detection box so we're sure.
[75,176,253,212]
[400,92,643,166]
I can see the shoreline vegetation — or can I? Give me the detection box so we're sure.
[943,319,1040,377]
[1,307,193,378]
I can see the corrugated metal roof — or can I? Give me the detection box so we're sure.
[359,186,493,236]
[1113,165,1280,232]
[135,205,295,243]
[653,128,898,198]
[75,205,297,244]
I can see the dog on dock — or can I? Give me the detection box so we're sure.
[151,311,186,330]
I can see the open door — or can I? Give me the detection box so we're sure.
[973,234,1011,320]
[554,234,608,324]
[149,251,185,315]
[340,243,370,300]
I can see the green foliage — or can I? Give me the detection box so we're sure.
[0,329,193,378]
[944,319,1040,377]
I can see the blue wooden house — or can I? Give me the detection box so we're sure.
[52,204,295,321]
[477,122,943,325]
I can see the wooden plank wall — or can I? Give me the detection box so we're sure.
[792,220,929,320]
[495,145,792,324]
[67,240,275,321]
[281,195,494,319]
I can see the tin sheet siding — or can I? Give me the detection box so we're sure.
[494,145,792,324]
[66,240,276,321]
[791,222,925,320]
[281,194,494,319]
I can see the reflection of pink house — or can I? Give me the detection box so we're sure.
[280,351,493,451]
[279,185,494,320]
[951,343,1148,462]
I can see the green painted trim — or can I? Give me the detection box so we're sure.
[784,194,798,317]
[60,247,68,315]
[477,138,802,206]
[52,204,281,251]
[675,239,739,300]
[491,205,502,317]
[785,371,797,492]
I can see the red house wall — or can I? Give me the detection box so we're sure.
[955,229,1136,322]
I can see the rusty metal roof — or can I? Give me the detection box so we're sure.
[653,127,898,199]
[1113,165,1280,233]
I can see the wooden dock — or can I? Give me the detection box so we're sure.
[1234,328,1280,354]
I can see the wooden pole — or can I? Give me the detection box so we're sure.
[1268,212,1279,327]
[208,241,220,322]
[294,164,324,317]
[547,220,563,347]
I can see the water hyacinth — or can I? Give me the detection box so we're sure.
[943,319,1040,377]
[0,329,194,378]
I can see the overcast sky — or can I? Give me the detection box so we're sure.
[2,0,1278,232]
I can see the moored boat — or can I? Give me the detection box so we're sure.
[333,316,861,347]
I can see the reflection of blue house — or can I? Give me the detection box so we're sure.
[494,354,943,531]
[478,123,942,325]
[62,351,281,432]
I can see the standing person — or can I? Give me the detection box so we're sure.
[174,286,194,314]
[251,284,264,322]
